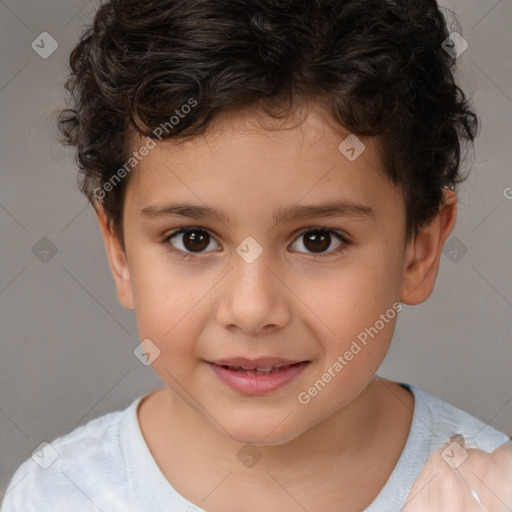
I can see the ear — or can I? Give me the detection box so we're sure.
[96,205,135,310]
[400,188,458,305]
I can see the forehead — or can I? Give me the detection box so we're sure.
[124,103,402,225]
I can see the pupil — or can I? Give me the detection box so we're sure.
[184,230,209,252]
[305,230,330,253]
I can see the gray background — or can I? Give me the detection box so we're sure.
[1,0,511,499]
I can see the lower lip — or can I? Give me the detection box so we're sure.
[206,362,310,395]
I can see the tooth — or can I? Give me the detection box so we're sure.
[256,367,273,372]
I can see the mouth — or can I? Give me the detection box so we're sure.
[211,362,305,375]
[207,357,310,374]
[205,358,311,395]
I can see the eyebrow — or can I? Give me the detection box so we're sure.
[140,199,375,225]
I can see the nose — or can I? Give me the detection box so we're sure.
[215,251,291,336]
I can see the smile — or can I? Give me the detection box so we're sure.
[206,361,310,395]
[218,363,298,374]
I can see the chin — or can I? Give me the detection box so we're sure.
[218,420,304,447]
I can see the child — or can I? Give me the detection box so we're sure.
[2,0,511,510]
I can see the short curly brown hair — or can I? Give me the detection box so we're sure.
[57,0,477,251]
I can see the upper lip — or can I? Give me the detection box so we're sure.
[208,357,308,369]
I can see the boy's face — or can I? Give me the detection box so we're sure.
[99,102,454,445]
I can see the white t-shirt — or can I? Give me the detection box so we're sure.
[2,383,510,512]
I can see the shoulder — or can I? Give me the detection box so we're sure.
[1,396,144,512]
[408,384,511,453]
[402,385,512,512]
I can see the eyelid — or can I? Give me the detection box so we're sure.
[163,226,222,255]
[290,227,351,258]
[293,226,350,241]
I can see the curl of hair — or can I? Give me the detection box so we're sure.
[57,0,477,248]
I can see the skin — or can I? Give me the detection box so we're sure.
[96,101,458,511]
[403,438,512,511]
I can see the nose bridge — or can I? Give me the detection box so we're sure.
[232,246,276,308]
[233,233,274,292]
[216,242,289,334]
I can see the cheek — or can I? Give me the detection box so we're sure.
[295,251,401,360]
[303,258,398,324]
[131,267,203,360]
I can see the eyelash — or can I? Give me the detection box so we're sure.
[161,226,352,261]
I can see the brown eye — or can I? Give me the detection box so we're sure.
[164,226,350,261]
[166,228,219,254]
[302,230,332,253]
[182,230,209,252]
[290,228,348,257]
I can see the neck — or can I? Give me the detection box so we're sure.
[164,377,385,475]
[139,377,414,511]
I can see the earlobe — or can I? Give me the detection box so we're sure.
[400,189,458,306]
[96,206,135,310]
